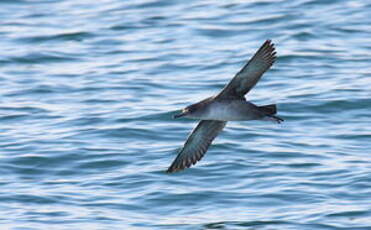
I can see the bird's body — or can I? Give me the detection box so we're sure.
[167,40,283,173]
[183,97,269,121]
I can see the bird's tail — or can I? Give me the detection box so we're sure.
[259,104,284,123]
[259,104,277,115]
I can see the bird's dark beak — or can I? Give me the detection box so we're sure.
[173,109,188,119]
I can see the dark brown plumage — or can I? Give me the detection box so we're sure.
[167,40,280,173]
[216,40,276,100]
[167,120,226,173]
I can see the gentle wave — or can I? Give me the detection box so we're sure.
[0,0,370,229]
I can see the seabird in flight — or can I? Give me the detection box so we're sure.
[167,40,283,173]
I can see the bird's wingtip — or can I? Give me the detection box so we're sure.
[166,167,180,173]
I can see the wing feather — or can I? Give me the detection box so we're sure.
[167,120,226,173]
[216,40,276,100]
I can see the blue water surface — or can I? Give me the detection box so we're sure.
[0,0,370,229]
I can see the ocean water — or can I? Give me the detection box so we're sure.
[1,0,370,229]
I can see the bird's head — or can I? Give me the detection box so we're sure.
[173,97,213,119]
[173,104,198,119]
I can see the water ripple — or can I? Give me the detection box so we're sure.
[0,0,370,229]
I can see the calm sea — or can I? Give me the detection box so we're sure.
[0,0,370,229]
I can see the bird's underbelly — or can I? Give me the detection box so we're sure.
[199,102,259,121]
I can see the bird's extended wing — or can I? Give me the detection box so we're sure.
[167,120,226,173]
[216,40,276,100]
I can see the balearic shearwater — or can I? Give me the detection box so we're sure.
[167,40,283,173]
